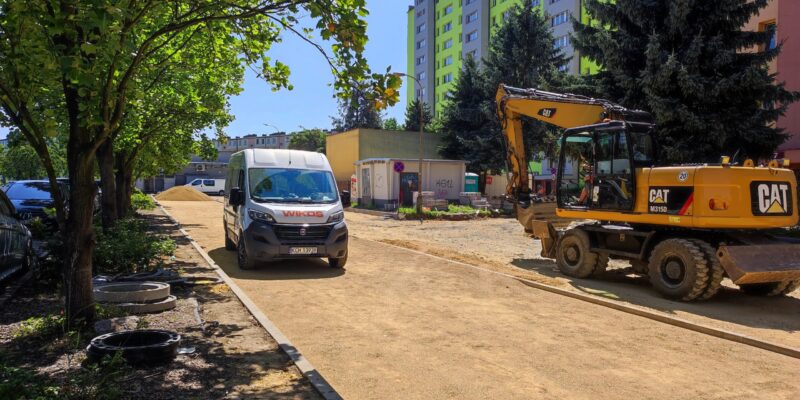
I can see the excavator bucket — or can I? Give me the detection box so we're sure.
[717,244,800,284]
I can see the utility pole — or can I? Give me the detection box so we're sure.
[394,72,425,214]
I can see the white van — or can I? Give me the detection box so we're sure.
[186,178,226,196]
[223,149,348,269]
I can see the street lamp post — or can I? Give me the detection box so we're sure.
[393,72,425,214]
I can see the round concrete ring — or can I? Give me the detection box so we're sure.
[93,282,171,303]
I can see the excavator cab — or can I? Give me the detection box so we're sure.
[557,121,656,212]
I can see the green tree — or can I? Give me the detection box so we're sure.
[403,99,433,132]
[382,117,401,131]
[438,57,500,171]
[331,84,384,131]
[0,144,46,179]
[0,0,399,326]
[440,5,569,171]
[289,128,327,153]
[574,0,799,163]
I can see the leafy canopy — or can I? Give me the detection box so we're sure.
[574,0,800,162]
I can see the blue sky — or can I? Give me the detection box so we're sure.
[0,1,409,139]
[226,1,409,136]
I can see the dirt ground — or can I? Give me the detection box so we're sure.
[0,209,319,400]
[161,200,800,400]
[344,212,800,349]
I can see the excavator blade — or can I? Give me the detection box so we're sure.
[717,244,800,284]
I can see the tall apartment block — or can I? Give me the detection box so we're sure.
[407,0,584,115]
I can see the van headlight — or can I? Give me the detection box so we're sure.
[248,209,275,223]
[327,211,344,223]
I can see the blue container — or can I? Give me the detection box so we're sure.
[464,173,479,192]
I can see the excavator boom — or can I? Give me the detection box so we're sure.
[495,84,652,201]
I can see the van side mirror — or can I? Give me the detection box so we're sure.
[229,187,244,206]
[340,190,351,208]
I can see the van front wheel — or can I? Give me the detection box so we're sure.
[328,252,348,269]
[237,236,257,270]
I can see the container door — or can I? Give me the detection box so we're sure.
[399,172,419,207]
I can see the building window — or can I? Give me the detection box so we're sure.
[554,35,569,49]
[417,23,426,33]
[466,11,478,23]
[418,71,426,81]
[467,49,477,59]
[549,0,560,4]
[443,22,452,32]
[416,39,426,49]
[551,10,569,27]
[443,73,453,83]
[444,5,453,15]
[466,30,478,42]
[466,0,477,4]
[444,55,453,66]
[443,39,453,49]
[531,0,541,6]
[764,22,777,50]
[559,64,568,72]
[416,55,425,65]
[503,10,510,21]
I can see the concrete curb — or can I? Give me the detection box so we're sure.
[366,236,800,361]
[157,203,342,400]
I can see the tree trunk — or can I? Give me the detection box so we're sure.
[64,150,98,325]
[114,156,134,218]
[96,139,118,230]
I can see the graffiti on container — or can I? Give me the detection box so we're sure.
[435,179,453,189]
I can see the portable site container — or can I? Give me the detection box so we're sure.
[354,158,467,210]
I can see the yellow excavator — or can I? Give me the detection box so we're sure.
[496,84,800,301]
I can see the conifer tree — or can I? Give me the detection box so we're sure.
[403,99,433,132]
[574,0,799,162]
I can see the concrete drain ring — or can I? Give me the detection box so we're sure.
[94,282,170,303]
[87,329,181,365]
[113,295,177,314]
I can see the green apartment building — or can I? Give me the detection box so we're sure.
[407,0,593,114]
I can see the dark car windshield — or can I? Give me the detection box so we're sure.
[5,182,54,200]
[248,168,338,204]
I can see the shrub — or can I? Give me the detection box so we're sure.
[130,190,155,211]
[398,204,490,219]
[13,314,66,342]
[93,218,175,275]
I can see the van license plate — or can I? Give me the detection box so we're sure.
[289,247,317,255]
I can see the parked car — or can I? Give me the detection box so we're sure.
[223,149,348,269]
[186,178,226,196]
[3,180,69,223]
[0,189,34,282]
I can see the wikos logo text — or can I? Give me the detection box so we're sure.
[754,182,791,215]
[282,211,324,218]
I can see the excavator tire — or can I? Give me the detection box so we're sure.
[690,239,724,300]
[556,229,608,279]
[647,239,710,301]
[739,279,800,297]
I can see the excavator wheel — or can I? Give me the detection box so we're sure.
[556,229,608,279]
[738,280,800,297]
[689,239,724,300]
[647,239,710,301]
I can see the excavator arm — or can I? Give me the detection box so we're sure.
[495,84,651,202]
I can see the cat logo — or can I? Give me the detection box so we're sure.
[537,108,556,118]
[649,188,669,204]
[753,182,791,215]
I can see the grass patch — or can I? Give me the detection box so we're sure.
[399,205,491,219]
[0,352,130,400]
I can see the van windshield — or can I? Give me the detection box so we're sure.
[248,168,338,204]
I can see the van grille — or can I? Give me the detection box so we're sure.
[274,225,332,243]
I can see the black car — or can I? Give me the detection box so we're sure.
[0,189,34,282]
[3,180,69,223]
